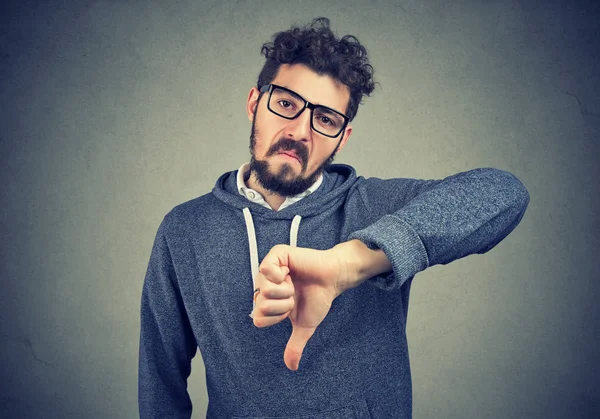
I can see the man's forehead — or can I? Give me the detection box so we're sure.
[271,64,350,113]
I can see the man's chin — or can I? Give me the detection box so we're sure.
[271,168,303,185]
[269,159,303,177]
[250,156,320,197]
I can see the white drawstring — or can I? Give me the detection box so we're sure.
[243,208,302,318]
[290,215,301,248]
[242,208,259,292]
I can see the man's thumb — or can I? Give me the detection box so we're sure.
[284,326,315,371]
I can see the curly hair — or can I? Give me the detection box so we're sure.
[257,17,375,122]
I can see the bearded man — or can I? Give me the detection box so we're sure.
[138,17,529,419]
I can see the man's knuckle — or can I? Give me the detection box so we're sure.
[254,316,271,328]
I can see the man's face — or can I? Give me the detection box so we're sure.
[246,64,352,197]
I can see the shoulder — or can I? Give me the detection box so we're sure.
[160,192,223,234]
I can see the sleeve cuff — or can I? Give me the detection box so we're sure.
[347,214,430,289]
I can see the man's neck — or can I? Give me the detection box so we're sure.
[246,171,286,211]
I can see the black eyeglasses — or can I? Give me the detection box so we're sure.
[259,84,349,138]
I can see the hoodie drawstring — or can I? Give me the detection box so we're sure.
[243,207,302,318]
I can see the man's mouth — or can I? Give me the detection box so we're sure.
[277,150,301,164]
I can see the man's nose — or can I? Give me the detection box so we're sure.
[284,108,312,141]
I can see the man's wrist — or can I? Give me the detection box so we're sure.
[330,239,393,294]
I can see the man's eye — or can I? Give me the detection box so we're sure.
[279,100,293,108]
[318,116,335,126]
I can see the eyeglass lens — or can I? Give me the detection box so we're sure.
[269,87,345,137]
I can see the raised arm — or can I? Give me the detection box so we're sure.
[253,168,529,370]
[347,167,530,289]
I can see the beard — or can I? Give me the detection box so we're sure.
[248,115,342,197]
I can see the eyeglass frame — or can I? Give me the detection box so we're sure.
[258,83,350,138]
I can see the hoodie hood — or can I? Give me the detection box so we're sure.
[211,164,358,219]
[212,163,359,318]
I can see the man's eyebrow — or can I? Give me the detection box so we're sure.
[281,85,343,114]
[282,87,305,102]
[316,105,339,114]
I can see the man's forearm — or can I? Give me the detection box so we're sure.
[330,239,393,293]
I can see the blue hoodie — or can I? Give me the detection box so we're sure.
[138,164,529,419]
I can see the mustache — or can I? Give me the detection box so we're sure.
[266,138,309,167]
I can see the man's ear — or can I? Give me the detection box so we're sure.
[336,125,352,154]
[246,87,260,122]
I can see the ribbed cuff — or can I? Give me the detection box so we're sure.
[348,214,429,289]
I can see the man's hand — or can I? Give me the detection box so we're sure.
[252,240,392,371]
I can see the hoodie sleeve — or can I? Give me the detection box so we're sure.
[347,168,530,289]
[139,217,197,419]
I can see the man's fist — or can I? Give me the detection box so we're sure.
[251,240,392,371]
[252,244,342,371]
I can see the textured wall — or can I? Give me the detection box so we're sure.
[1,1,598,418]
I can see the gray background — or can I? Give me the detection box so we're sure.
[1,0,598,418]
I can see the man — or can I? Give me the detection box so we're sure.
[138,18,529,419]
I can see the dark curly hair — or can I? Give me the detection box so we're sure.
[257,17,375,122]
